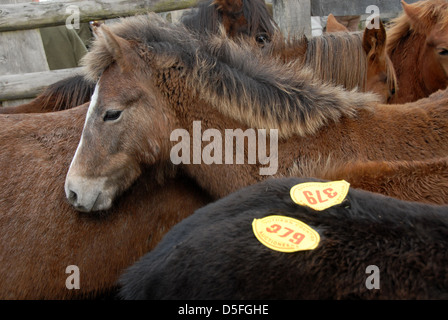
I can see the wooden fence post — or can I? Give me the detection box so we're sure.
[273,0,311,38]
[0,0,50,107]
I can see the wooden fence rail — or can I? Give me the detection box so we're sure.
[0,67,83,101]
[0,0,199,32]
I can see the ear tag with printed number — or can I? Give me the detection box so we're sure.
[290,180,350,211]
[252,215,320,253]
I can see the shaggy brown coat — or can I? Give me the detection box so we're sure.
[0,105,210,299]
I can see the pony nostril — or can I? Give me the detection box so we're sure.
[68,190,78,204]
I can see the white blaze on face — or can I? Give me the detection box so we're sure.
[67,83,100,173]
[65,83,112,212]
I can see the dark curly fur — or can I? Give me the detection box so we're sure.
[119,177,448,300]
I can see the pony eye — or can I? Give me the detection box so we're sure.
[256,33,269,44]
[438,48,448,56]
[103,110,122,122]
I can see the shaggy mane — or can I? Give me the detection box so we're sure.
[40,75,95,111]
[306,32,367,91]
[82,13,379,138]
[265,32,367,91]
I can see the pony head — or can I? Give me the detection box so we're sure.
[65,25,176,212]
[388,0,448,103]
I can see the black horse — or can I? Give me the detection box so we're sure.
[119,177,448,300]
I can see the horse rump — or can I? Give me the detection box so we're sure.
[118,177,448,300]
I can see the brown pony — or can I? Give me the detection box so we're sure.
[326,15,397,102]
[64,14,448,212]
[0,105,211,299]
[387,0,448,103]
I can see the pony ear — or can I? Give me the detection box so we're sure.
[98,25,136,73]
[401,0,423,21]
[401,0,430,31]
[326,14,349,33]
[402,0,441,36]
[362,19,387,56]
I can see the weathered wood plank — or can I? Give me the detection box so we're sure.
[310,0,420,17]
[273,0,311,38]
[0,0,50,107]
[0,67,84,101]
[0,29,49,75]
[0,0,199,32]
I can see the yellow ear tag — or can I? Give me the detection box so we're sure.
[290,180,350,211]
[252,215,320,253]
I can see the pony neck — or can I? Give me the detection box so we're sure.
[171,99,283,199]
[167,92,448,200]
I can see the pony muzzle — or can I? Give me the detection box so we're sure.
[65,175,112,212]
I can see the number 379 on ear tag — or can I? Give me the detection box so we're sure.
[290,180,350,211]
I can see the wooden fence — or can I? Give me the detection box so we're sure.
[0,0,420,105]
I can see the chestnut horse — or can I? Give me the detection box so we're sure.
[325,15,397,103]
[65,14,448,212]
[0,105,210,299]
[119,177,448,300]
[387,0,448,104]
